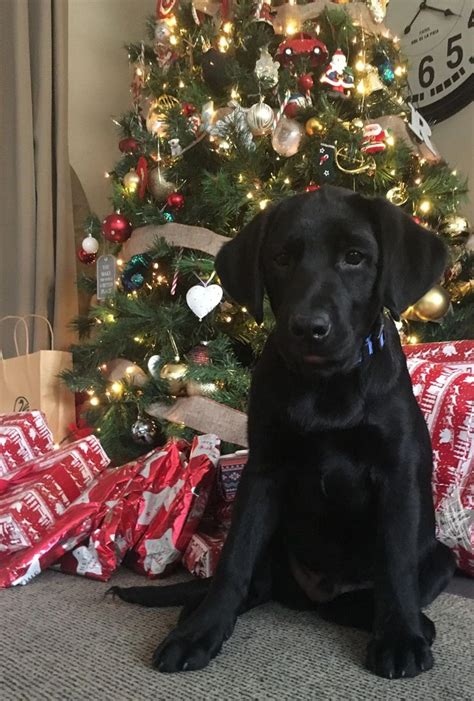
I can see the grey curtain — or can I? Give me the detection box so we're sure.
[0,0,78,357]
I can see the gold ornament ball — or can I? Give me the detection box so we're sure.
[412,285,451,321]
[305,117,324,136]
[186,380,217,397]
[159,362,188,396]
[123,168,141,193]
[148,168,175,201]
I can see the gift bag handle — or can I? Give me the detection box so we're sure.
[0,315,29,358]
[13,314,55,355]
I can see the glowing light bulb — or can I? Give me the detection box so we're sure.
[223,21,233,34]
[90,396,100,406]
[285,20,298,35]
[355,59,366,72]
[110,381,123,395]
[356,82,366,95]
[259,199,270,210]
[419,200,431,214]
[218,35,229,52]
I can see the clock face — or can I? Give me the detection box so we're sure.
[394,0,473,121]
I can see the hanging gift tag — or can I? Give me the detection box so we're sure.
[407,103,438,157]
[96,254,117,300]
[318,143,336,182]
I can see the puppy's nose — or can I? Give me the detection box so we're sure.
[290,313,331,340]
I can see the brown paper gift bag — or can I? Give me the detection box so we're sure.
[0,315,76,443]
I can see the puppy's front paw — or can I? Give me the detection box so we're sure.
[153,618,234,673]
[366,633,434,679]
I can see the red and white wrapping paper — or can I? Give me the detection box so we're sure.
[0,435,109,555]
[58,441,189,581]
[182,526,227,578]
[126,434,220,577]
[0,411,53,477]
[405,341,474,576]
[404,340,474,369]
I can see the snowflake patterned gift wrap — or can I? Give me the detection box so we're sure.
[0,435,109,556]
[126,434,220,577]
[0,411,53,477]
[218,450,248,502]
[404,341,474,576]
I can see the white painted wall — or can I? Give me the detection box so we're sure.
[68,0,472,220]
[68,0,153,219]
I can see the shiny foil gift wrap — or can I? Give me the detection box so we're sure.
[182,527,228,578]
[58,440,190,581]
[0,411,53,476]
[0,435,109,555]
[126,434,220,578]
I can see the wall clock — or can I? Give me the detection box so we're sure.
[397,0,473,122]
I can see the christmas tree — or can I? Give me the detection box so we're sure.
[66,0,473,463]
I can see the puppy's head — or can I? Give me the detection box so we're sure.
[215,186,447,376]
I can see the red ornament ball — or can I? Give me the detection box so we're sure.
[188,344,210,365]
[298,74,314,92]
[118,137,138,154]
[283,102,299,119]
[182,102,197,117]
[305,183,321,192]
[101,213,133,243]
[77,247,97,264]
[167,192,185,209]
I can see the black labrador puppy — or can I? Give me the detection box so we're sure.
[111,186,456,679]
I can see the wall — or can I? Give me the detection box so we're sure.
[68,0,153,219]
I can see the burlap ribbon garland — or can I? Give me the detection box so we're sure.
[121,223,249,446]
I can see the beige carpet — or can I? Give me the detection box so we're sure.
[1,568,473,701]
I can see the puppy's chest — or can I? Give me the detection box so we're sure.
[286,384,365,433]
[284,428,379,516]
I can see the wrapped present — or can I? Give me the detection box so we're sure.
[182,526,228,578]
[406,353,474,576]
[0,411,53,477]
[0,435,109,555]
[0,503,98,587]
[58,441,190,581]
[404,340,474,368]
[127,434,220,577]
[218,450,248,502]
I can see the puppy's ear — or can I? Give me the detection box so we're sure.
[214,210,270,324]
[370,197,447,319]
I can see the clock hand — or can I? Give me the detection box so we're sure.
[404,2,425,35]
[423,3,461,16]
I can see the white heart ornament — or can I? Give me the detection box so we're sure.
[186,284,223,321]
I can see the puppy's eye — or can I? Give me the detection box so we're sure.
[344,249,364,266]
[274,251,291,267]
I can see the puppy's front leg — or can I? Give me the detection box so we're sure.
[153,464,281,673]
[367,458,434,679]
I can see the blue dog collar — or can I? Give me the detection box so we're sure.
[360,315,385,363]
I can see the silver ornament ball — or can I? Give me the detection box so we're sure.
[131,416,160,445]
[247,102,274,136]
[271,117,304,157]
